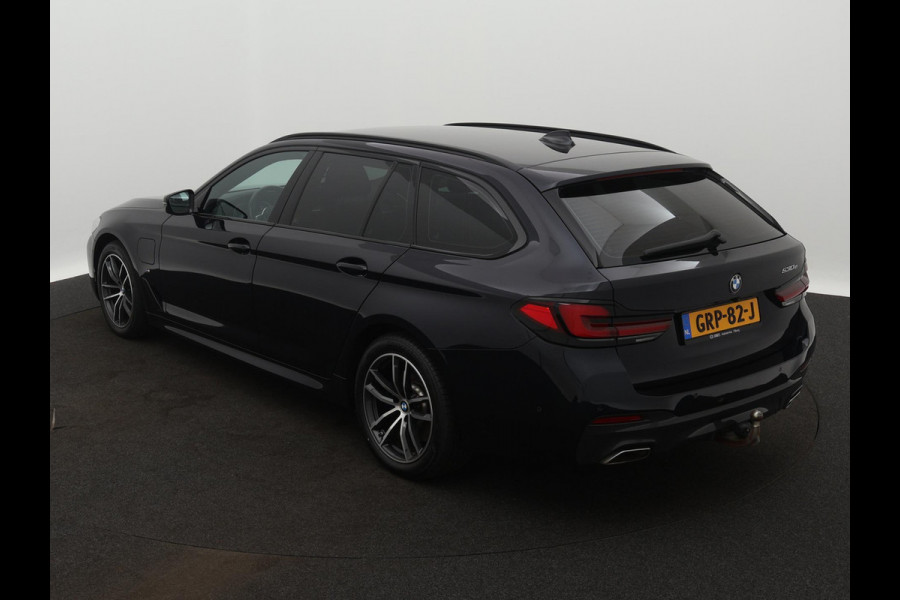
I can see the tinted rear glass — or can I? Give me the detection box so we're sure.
[556,170,782,267]
[417,168,519,257]
[291,153,392,236]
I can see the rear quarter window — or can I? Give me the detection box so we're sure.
[416,168,521,257]
[555,170,783,267]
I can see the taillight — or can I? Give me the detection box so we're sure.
[516,300,671,345]
[519,303,559,330]
[557,303,615,338]
[775,266,810,306]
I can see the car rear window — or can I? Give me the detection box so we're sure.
[554,170,783,267]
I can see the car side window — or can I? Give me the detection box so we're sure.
[202,151,307,222]
[291,153,412,241]
[416,168,519,257]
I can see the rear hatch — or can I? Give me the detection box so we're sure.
[544,168,810,392]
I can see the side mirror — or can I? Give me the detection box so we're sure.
[164,189,194,215]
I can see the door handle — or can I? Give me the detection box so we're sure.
[336,259,368,277]
[227,239,251,254]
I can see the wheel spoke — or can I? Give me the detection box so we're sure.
[104,258,120,284]
[399,417,410,460]
[391,356,403,399]
[406,418,421,455]
[401,360,409,399]
[409,410,432,422]
[103,291,121,301]
[369,371,400,401]
[365,382,397,406]
[377,412,403,447]
[370,406,400,429]
[113,295,124,324]
[121,295,133,317]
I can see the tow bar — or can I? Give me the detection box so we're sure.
[716,409,765,446]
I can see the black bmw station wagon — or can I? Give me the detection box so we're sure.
[88,123,816,478]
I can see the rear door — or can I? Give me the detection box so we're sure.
[252,151,416,376]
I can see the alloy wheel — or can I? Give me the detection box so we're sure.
[362,352,434,464]
[99,253,134,328]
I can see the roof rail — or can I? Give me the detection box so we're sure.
[270,131,512,167]
[445,122,672,153]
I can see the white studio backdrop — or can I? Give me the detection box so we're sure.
[50,0,849,296]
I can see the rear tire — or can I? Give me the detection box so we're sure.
[355,335,464,479]
[96,241,148,338]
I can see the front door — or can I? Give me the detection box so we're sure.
[157,150,309,349]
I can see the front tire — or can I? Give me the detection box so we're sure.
[355,335,462,479]
[96,241,148,338]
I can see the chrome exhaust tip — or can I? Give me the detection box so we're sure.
[784,386,803,409]
[601,447,652,465]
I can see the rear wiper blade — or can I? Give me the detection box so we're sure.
[640,229,726,260]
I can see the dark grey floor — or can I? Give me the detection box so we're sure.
[50,275,850,599]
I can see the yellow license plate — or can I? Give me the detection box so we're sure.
[682,298,760,340]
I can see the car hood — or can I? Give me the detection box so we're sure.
[113,197,165,210]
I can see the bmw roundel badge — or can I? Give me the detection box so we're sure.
[729,273,742,294]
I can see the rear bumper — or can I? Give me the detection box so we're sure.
[574,365,806,464]
[439,298,815,464]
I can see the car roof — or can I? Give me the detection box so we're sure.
[272,123,711,191]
